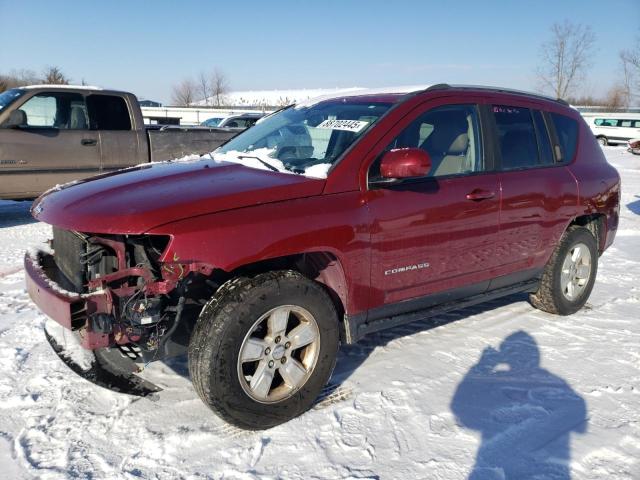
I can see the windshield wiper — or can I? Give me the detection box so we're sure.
[237,155,281,172]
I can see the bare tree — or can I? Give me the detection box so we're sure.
[210,68,229,106]
[537,21,596,99]
[0,69,39,92]
[197,71,211,105]
[171,79,197,106]
[603,85,628,109]
[620,36,640,104]
[42,66,70,85]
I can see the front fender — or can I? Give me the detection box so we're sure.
[146,192,371,314]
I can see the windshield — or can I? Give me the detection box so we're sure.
[0,88,26,111]
[213,99,393,178]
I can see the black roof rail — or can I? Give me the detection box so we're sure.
[418,84,569,106]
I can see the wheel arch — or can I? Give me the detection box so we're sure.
[568,213,606,254]
[226,251,350,341]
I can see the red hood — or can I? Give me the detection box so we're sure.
[32,160,325,234]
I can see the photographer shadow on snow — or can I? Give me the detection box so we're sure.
[450,331,588,480]
[626,195,640,216]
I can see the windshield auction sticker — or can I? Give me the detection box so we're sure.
[316,119,369,132]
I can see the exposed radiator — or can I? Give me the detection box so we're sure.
[52,227,87,293]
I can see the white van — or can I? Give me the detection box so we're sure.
[584,114,640,145]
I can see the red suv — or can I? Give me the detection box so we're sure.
[25,85,620,429]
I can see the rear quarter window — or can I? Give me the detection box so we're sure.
[549,113,578,163]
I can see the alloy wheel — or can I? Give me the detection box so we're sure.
[237,305,320,403]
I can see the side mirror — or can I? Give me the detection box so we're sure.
[3,109,27,128]
[380,148,431,179]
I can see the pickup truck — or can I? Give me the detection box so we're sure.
[0,85,239,199]
[25,84,620,429]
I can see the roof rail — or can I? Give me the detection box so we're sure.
[419,84,569,106]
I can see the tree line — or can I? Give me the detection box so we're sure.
[0,66,72,92]
[171,68,230,107]
[3,28,640,110]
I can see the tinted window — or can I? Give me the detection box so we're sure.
[370,104,483,180]
[87,95,131,130]
[226,118,247,128]
[18,92,88,129]
[493,105,539,170]
[550,113,578,163]
[532,111,554,165]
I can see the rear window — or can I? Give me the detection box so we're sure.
[87,94,132,130]
[550,113,578,163]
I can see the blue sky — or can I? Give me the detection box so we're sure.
[1,0,638,103]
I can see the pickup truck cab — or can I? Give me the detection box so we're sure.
[0,85,238,199]
[25,84,620,429]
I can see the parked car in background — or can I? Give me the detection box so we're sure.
[200,116,227,127]
[25,84,619,429]
[0,85,240,199]
[628,138,640,155]
[586,114,640,145]
[218,112,264,128]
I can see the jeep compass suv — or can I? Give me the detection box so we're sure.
[25,84,620,429]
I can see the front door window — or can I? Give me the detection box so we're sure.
[19,92,88,129]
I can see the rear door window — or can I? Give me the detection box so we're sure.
[18,92,88,129]
[87,95,132,130]
[549,113,578,163]
[493,105,539,170]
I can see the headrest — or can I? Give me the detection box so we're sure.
[11,109,27,126]
[69,106,87,129]
[448,133,469,155]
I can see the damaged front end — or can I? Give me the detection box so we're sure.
[25,227,216,395]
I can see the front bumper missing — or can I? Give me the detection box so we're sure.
[24,250,114,349]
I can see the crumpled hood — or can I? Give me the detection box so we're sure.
[32,160,325,234]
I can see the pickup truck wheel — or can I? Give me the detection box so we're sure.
[529,226,598,315]
[188,271,339,429]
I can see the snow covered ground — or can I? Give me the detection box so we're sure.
[0,147,638,479]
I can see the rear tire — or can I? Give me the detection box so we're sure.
[529,226,598,315]
[188,271,339,429]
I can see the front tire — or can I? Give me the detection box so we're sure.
[530,226,598,315]
[188,271,339,429]
[597,136,608,146]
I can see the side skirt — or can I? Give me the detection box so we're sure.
[344,278,540,344]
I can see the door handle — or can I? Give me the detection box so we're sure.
[81,139,97,146]
[466,189,495,201]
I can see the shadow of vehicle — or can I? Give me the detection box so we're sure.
[0,200,36,228]
[162,293,533,398]
[451,331,587,479]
